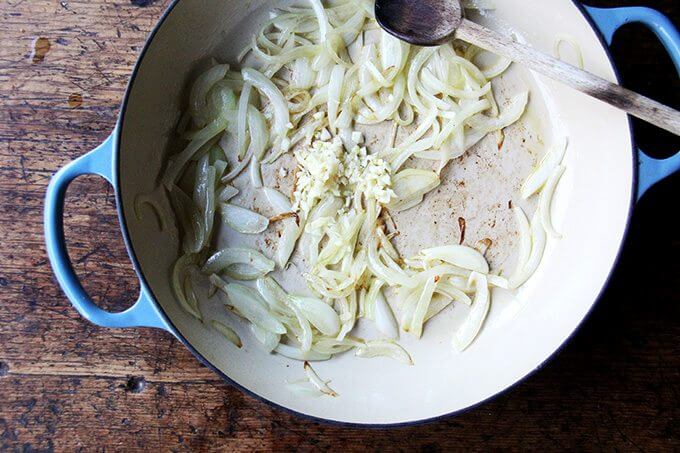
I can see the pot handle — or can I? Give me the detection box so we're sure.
[584,6,680,200]
[44,134,169,330]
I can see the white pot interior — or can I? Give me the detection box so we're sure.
[118,0,633,424]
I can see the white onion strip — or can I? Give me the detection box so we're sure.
[212,277,286,334]
[275,343,331,361]
[509,210,547,288]
[420,245,490,274]
[220,203,269,234]
[303,361,338,396]
[539,165,566,238]
[374,289,399,339]
[210,320,243,348]
[242,67,290,148]
[521,137,567,199]
[203,247,275,275]
[236,83,252,159]
[263,187,293,214]
[355,340,413,365]
[452,272,490,351]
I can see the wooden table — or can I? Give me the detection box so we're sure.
[1,0,678,450]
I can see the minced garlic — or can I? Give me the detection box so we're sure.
[292,136,394,215]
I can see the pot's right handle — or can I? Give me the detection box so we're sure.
[584,6,680,200]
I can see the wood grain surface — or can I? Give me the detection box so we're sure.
[0,0,678,451]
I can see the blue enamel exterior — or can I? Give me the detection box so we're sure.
[43,2,680,425]
[585,6,680,199]
[43,135,169,330]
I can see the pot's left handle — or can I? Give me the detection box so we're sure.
[44,134,170,330]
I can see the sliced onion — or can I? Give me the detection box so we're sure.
[210,320,242,348]
[288,296,341,336]
[286,379,325,398]
[452,272,490,351]
[312,336,361,354]
[211,277,286,334]
[387,169,440,212]
[487,274,510,289]
[290,57,316,89]
[236,83,252,159]
[409,264,469,285]
[242,67,290,146]
[327,65,346,131]
[409,276,437,338]
[380,30,408,75]
[305,272,353,299]
[391,107,437,151]
[255,276,292,314]
[247,105,269,160]
[249,155,263,188]
[185,274,204,314]
[363,277,385,320]
[220,203,269,234]
[421,68,492,99]
[480,53,512,79]
[521,136,567,199]
[293,304,313,351]
[308,0,329,42]
[275,343,331,361]
[276,220,303,268]
[168,185,203,254]
[367,238,415,287]
[355,340,413,365]
[435,281,472,305]
[337,10,366,45]
[211,102,233,132]
[213,159,228,181]
[163,115,229,186]
[251,324,280,353]
[538,164,566,238]
[190,64,230,125]
[356,76,405,124]
[218,185,239,202]
[220,150,252,183]
[554,35,584,69]
[222,263,270,281]
[262,187,292,214]
[203,247,275,275]
[435,99,490,149]
[374,290,399,339]
[424,293,452,322]
[336,291,357,340]
[172,254,202,319]
[303,361,338,396]
[509,210,547,288]
[193,155,216,250]
[407,47,437,114]
[420,244,490,274]
[508,206,531,287]
[466,92,528,133]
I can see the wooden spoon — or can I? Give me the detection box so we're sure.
[375,0,680,135]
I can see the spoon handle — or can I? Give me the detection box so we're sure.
[456,19,680,136]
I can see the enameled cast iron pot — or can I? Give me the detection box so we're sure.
[45,0,680,425]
